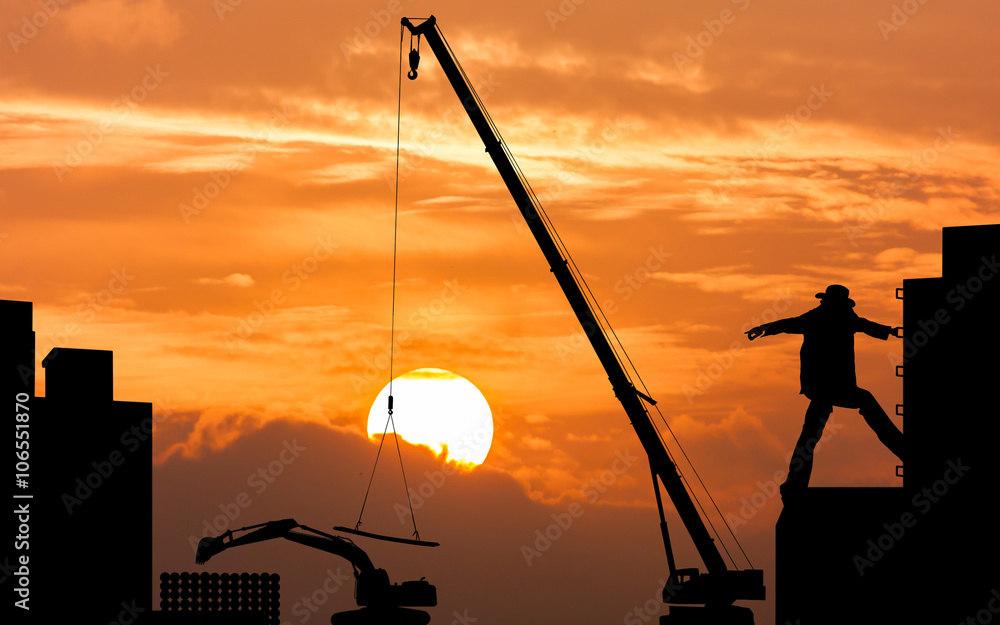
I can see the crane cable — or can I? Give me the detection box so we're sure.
[353,26,422,543]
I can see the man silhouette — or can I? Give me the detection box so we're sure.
[746,284,904,500]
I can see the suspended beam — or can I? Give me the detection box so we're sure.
[334,526,440,548]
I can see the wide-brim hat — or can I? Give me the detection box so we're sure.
[816,284,855,307]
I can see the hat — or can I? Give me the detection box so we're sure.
[816,284,855,307]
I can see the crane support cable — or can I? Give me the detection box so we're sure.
[352,27,429,546]
[653,402,754,569]
[638,401,739,569]
[620,327,754,568]
[435,20,753,569]
[601,306,754,569]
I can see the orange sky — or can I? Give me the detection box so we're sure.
[3,1,999,623]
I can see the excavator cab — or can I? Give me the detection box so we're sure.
[355,568,436,607]
[338,567,434,625]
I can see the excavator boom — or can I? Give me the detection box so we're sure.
[196,518,375,574]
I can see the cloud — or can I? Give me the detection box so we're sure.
[872,247,941,274]
[61,0,182,49]
[653,267,813,301]
[566,433,612,443]
[522,435,553,451]
[194,273,255,287]
[153,420,760,625]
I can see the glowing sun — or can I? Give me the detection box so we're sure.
[367,368,493,466]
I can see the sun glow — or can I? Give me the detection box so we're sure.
[367,368,494,466]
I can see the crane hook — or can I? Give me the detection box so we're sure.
[407,47,420,80]
[407,34,421,80]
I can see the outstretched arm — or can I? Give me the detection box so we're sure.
[855,316,900,340]
[745,313,808,341]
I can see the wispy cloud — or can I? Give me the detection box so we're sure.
[194,273,254,288]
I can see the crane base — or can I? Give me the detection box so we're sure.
[660,605,754,625]
[331,607,431,625]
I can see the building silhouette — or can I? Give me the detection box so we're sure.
[2,300,153,624]
[2,300,281,625]
[776,224,1000,624]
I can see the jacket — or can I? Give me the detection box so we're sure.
[767,302,892,398]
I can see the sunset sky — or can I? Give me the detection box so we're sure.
[2,0,999,623]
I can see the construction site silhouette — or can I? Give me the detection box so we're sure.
[1,12,997,618]
[1,223,997,625]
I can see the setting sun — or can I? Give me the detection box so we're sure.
[366,368,493,466]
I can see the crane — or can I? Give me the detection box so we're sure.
[195,518,436,625]
[399,15,765,624]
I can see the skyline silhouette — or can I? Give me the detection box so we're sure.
[3,2,999,622]
[2,221,997,623]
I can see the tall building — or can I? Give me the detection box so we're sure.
[776,224,1000,624]
[2,300,153,624]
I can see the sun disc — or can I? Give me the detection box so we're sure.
[367,368,493,466]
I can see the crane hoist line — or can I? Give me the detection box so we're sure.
[340,21,439,550]
[399,15,765,625]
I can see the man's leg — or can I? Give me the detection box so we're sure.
[781,399,833,497]
[855,388,904,461]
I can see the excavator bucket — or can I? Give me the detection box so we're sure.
[194,535,227,565]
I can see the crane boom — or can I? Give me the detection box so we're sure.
[401,15,764,620]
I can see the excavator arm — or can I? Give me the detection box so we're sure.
[195,518,436,611]
[195,518,375,575]
[400,15,763,623]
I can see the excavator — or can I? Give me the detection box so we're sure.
[195,518,436,625]
[399,15,766,625]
